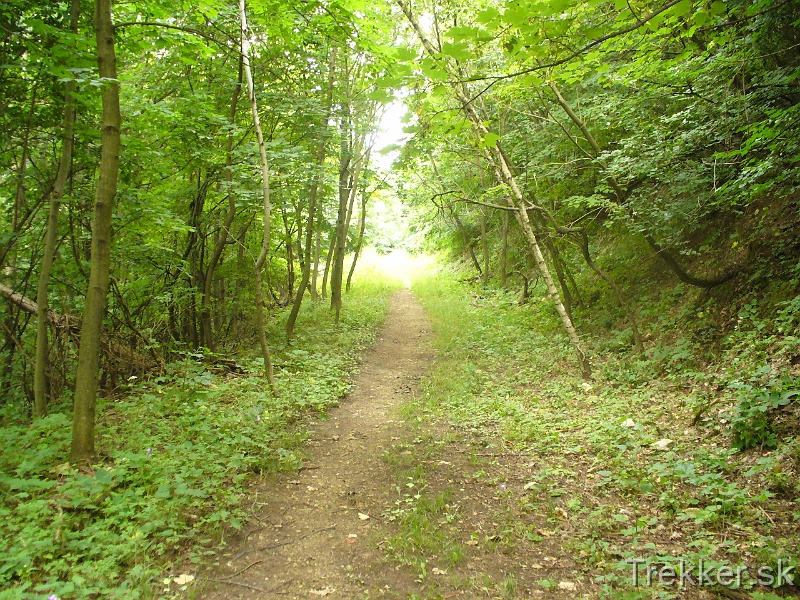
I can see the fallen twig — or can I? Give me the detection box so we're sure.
[714,587,754,600]
[207,577,293,596]
[258,524,336,551]
[208,578,266,593]
[227,558,266,579]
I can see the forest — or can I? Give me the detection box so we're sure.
[1,0,799,597]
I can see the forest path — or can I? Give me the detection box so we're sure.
[198,289,436,599]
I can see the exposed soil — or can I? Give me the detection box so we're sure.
[197,289,437,599]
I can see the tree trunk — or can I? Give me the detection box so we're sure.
[311,211,322,300]
[286,48,336,339]
[240,0,276,394]
[321,229,335,300]
[450,208,483,277]
[34,0,79,418]
[71,0,121,461]
[282,208,295,300]
[346,188,369,292]
[201,56,242,351]
[500,210,508,288]
[428,155,483,279]
[398,0,591,378]
[480,211,489,285]
[330,125,359,324]
[545,239,573,322]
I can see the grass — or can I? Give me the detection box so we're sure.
[0,274,399,600]
[400,264,800,599]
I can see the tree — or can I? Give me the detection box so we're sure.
[396,0,592,378]
[286,47,337,340]
[240,0,276,393]
[71,0,121,461]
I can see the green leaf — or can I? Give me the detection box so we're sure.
[518,72,544,87]
[670,0,693,18]
[447,26,483,43]
[367,88,394,103]
[710,0,726,15]
[441,41,473,62]
[476,7,500,23]
[693,9,708,27]
[393,47,417,62]
[481,132,500,148]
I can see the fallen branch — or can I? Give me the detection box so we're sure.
[0,282,159,376]
[226,558,265,579]
[205,577,293,596]
[0,282,76,331]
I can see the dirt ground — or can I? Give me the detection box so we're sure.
[196,289,439,599]
[195,290,592,599]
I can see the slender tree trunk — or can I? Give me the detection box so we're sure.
[480,211,489,285]
[201,57,242,351]
[70,0,121,461]
[565,263,585,309]
[500,210,508,288]
[346,189,369,292]
[240,0,276,393]
[330,126,358,324]
[545,239,573,321]
[295,199,304,274]
[311,213,322,300]
[286,48,336,339]
[398,0,591,377]
[13,85,37,236]
[334,146,365,297]
[450,209,483,278]
[428,155,483,279]
[33,0,79,417]
[321,229,335,300]
[282,208,295,300]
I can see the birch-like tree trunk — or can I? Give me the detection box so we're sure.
[397,0,591,378]
[240,0,276,393]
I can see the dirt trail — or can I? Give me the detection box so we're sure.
[199,289,435,599]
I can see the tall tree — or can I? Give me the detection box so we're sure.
[240,0,276,393]
[286,47,337,339]
[397,0,592,378]
[71,0,121,460]
[33,0,80,418]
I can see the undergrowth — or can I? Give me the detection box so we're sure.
[411,264,800,598]
[0,277,396,600]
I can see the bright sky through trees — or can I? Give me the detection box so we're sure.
[373,100,411,172]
